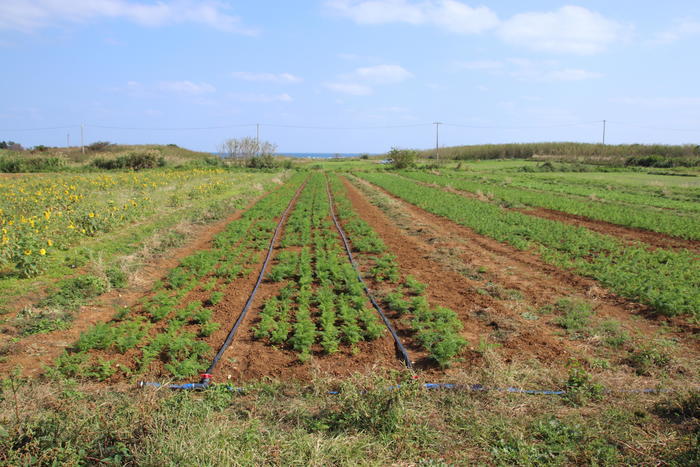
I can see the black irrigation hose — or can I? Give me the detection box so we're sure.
[204,181,307,376]
[325,179,414,370]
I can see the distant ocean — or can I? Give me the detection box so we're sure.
[213,152,368,159]
[279,153,367,159]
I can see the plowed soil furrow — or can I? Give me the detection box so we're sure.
[0,190,275,378]
[347,176,700,353]
[337,177,617,372]
[217,183,402,382]
[403,175,700,253]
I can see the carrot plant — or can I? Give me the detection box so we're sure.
[329,174,468,366]
[360,172,700,318]
[50,174,308,381]
[400,171,700,240]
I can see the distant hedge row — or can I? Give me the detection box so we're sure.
[92,152,166,170]
[416,142,700,166]
[0,156,66,173]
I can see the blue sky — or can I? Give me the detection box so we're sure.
[1,0,699,153]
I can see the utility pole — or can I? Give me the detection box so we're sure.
[433,122,442,161]
[256,123,260,155]
[67,133,70,148]
[602,119,606,145]
[80,124,84,154]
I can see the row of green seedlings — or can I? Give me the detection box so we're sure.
[358,172,700,317]
[441,168,700,214]
[328,174,467,367]
[253,173,384,362]
[49,175,306,381]
[399,171,700,240]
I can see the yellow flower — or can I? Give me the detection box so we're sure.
[88,212,95,218]
[47,239,53,246]
[24,249,31,255]
[44,211,51,220]
[39,248,46,256]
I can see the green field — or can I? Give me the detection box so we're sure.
[1,156,698,465]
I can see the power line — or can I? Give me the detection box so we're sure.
[86,123,258,131]
[0,125,79,132]
[606,121,700,132]
[1,120,696,134]
[442,120,603,130]
[261,122,432,130]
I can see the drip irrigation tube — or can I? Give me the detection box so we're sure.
[325,179,413,369]
[139,180,306,390]
[138,379,694,395]
[206,181,306,373]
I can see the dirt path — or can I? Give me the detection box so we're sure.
[345,175,700,358]
[0,191,273,377]
[402,175,700,253]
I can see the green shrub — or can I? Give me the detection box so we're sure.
[87,141,113,151]
[554,298,593,335]
[106,266,128,289]
[246,154,278,169]
[387,147,418,169]
[564,362,604,406]
[92,151,165,170]
[15,307,73,335]
[629,342,672,375]
[40,275,109,310]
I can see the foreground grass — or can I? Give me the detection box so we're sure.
[1,362,697,465]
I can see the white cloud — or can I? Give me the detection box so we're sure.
[498,6,627,55]
[328,3,626,55]
[460,58,603,83]
[0,0,257,34]
[429,0,499,34]
[229,93,293,103]
[231,72,302,83]
[539,68,603,82]
[351,64,413,84]
[509,59,603,82]
[158,81,216,94]
[324,83,374,96]
[651,19,700,45]
[325,0,498,34]
[326,64,412,95]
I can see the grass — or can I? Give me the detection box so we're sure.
[554,298,593,335]
[1,367,698,465]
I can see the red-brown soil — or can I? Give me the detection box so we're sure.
[345,176,700,356]
[407,176,700,253]
[215,185,404,383]
[338,178,604,374]
[0,193,270,378]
